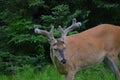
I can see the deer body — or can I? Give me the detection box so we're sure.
[51,24,120,75]
[34,19,120,80]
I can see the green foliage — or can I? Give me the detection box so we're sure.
[0,64,116,80]
[0,51,16,74]
[41,4,81,27]
[0,51,46,74]
[0,26,9,51]
[28,0,45,7]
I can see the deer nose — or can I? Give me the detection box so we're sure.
[61,59,66,64]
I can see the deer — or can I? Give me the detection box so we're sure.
[34,18,120,80]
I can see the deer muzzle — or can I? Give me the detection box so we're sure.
[61,58,67,64]
[59,50,67,64]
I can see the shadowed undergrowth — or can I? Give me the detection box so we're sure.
[0,63,116,80]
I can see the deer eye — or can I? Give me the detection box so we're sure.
[53,48,58,51]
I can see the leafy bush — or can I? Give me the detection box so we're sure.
[41,4,81,27]
[0,51,17,74]
[0,51,46,74]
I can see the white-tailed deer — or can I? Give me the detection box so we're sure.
[34,18,120,80]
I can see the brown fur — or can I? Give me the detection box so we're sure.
[51,24,120,80]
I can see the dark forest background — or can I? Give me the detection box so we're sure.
[0,0,120,74]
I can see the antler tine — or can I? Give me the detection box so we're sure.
[34,25,55,41]
[59,25,64,33]
[72,18,77,24]
[49,25,56,39]
[59,18,82,40]
[50,25,54,33]
[65,18,81,33]
[34,25,40,34]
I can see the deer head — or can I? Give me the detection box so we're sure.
[34,18,81,64]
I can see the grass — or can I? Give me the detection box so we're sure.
[0,63,116,80]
